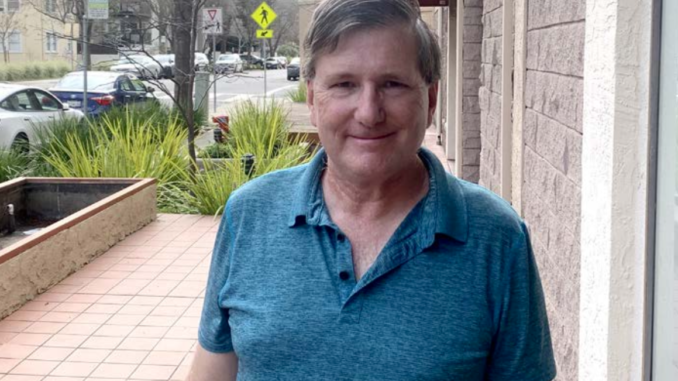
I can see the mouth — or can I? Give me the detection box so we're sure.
[349,132,395,141]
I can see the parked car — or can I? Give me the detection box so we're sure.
[50,72,157,118]
[265,57,282,70]
[0,84,83,151]
[153,54,175,78]
[215,54,243,74]
[287,57,301,81]
[273,56,288,68]
[240,54,264,66]
[110,55,162,79]
[195,53,209,71]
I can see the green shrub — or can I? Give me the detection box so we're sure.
[286,81,307,103]
[0,61,70,81]
[0,150,30,182]
[39,108,190,185]
[25,63,42,79]
[277,43,299,59]
[4,65,23,81]
[198,142,232,159]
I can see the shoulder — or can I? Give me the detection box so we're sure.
[449,175,527,244]
[226,163,310,217]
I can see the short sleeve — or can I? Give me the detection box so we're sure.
[486,223,557,381]
[197,201,235,353]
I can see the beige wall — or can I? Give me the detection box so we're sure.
[0,4,78,64]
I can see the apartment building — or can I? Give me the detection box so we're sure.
[0,0,78,64]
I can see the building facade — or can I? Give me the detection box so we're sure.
[0,0,78,65]
[298,0,677,380]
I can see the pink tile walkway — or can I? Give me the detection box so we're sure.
[0,214,220,381]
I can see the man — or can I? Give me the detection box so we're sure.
[190,0,556,380]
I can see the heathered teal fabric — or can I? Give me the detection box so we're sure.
[198,148,556,381]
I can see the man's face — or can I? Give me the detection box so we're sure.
[307,25,438,180]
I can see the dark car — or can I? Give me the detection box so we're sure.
[153,54,175,78]
[240,54,264,66]
[287,57,300,81]
[49,71,157,117]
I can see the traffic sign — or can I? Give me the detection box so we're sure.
[251,2,277,29]
[88,0,109,19]
[202,8,223,35]
[257,30,273,39]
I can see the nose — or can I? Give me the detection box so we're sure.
[354,84,385,127]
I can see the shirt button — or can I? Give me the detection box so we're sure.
[337,233,345,242]
[339,271,350,281]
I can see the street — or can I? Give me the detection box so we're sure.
[151,69,298,109]
[17,69,298,113]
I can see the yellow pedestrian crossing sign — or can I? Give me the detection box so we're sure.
[257,30,273,39]
[251,2,277,29]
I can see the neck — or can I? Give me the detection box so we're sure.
[322,155,429,220]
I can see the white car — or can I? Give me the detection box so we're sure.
[195,53,210,71]
[110,55,162,79]
[0,84,83,151]
[214,54,244,74]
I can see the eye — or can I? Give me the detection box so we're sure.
[332,81,355,89]
[384,81,405,88]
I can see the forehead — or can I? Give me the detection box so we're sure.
[314,25,420,78]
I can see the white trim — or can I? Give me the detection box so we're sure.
[500,0,514,201]
[445,3,457,160]
[511,0,527,215]
[435,7,443,136]
[579,0,653,379]
[651,0,678,377]
[453,0,463,173]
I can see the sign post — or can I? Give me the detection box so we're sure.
[251,2,277,99]
[203,7,223,112]
[83,0,108,119]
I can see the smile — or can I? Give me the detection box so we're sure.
[349,132,395,141]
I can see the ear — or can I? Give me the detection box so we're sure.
[426,82,439,128]
[307,80,318,127]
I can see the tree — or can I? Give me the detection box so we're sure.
[25,0,122,69]
[0,5,24,63]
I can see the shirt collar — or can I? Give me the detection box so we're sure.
[287,147,468,243]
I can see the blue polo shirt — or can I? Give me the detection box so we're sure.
[199,148,556,381]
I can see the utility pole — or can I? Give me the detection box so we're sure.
[82,1,89,119]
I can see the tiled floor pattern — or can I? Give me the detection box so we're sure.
[0,214,221,381]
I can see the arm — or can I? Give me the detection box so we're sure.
[186,343,238,381]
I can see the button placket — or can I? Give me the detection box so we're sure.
[335,231,355,303]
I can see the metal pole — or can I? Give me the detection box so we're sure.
[263,41,267,98]
[213,35,217,112]
[83,1,88,119]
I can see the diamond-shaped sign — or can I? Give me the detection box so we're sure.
[251,2,277,29]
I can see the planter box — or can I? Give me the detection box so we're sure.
[0,178,157,319]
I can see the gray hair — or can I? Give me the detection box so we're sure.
[302,0,442,85]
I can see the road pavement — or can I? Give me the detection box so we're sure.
[16,69,298,115]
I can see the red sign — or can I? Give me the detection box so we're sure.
[419,0,449,6]
[208,9,217,20]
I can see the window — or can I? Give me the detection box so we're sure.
[32,90,60,111]
[45,32,57,53]
[6,0,19,12]
[44,0,56,13]
[14,91,37,111]
[0,30,22,53]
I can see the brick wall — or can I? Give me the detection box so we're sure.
[460,0,483,182]
[522,1,585,380]
[478,0,503,194]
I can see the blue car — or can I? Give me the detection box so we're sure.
[50,71,157,117]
